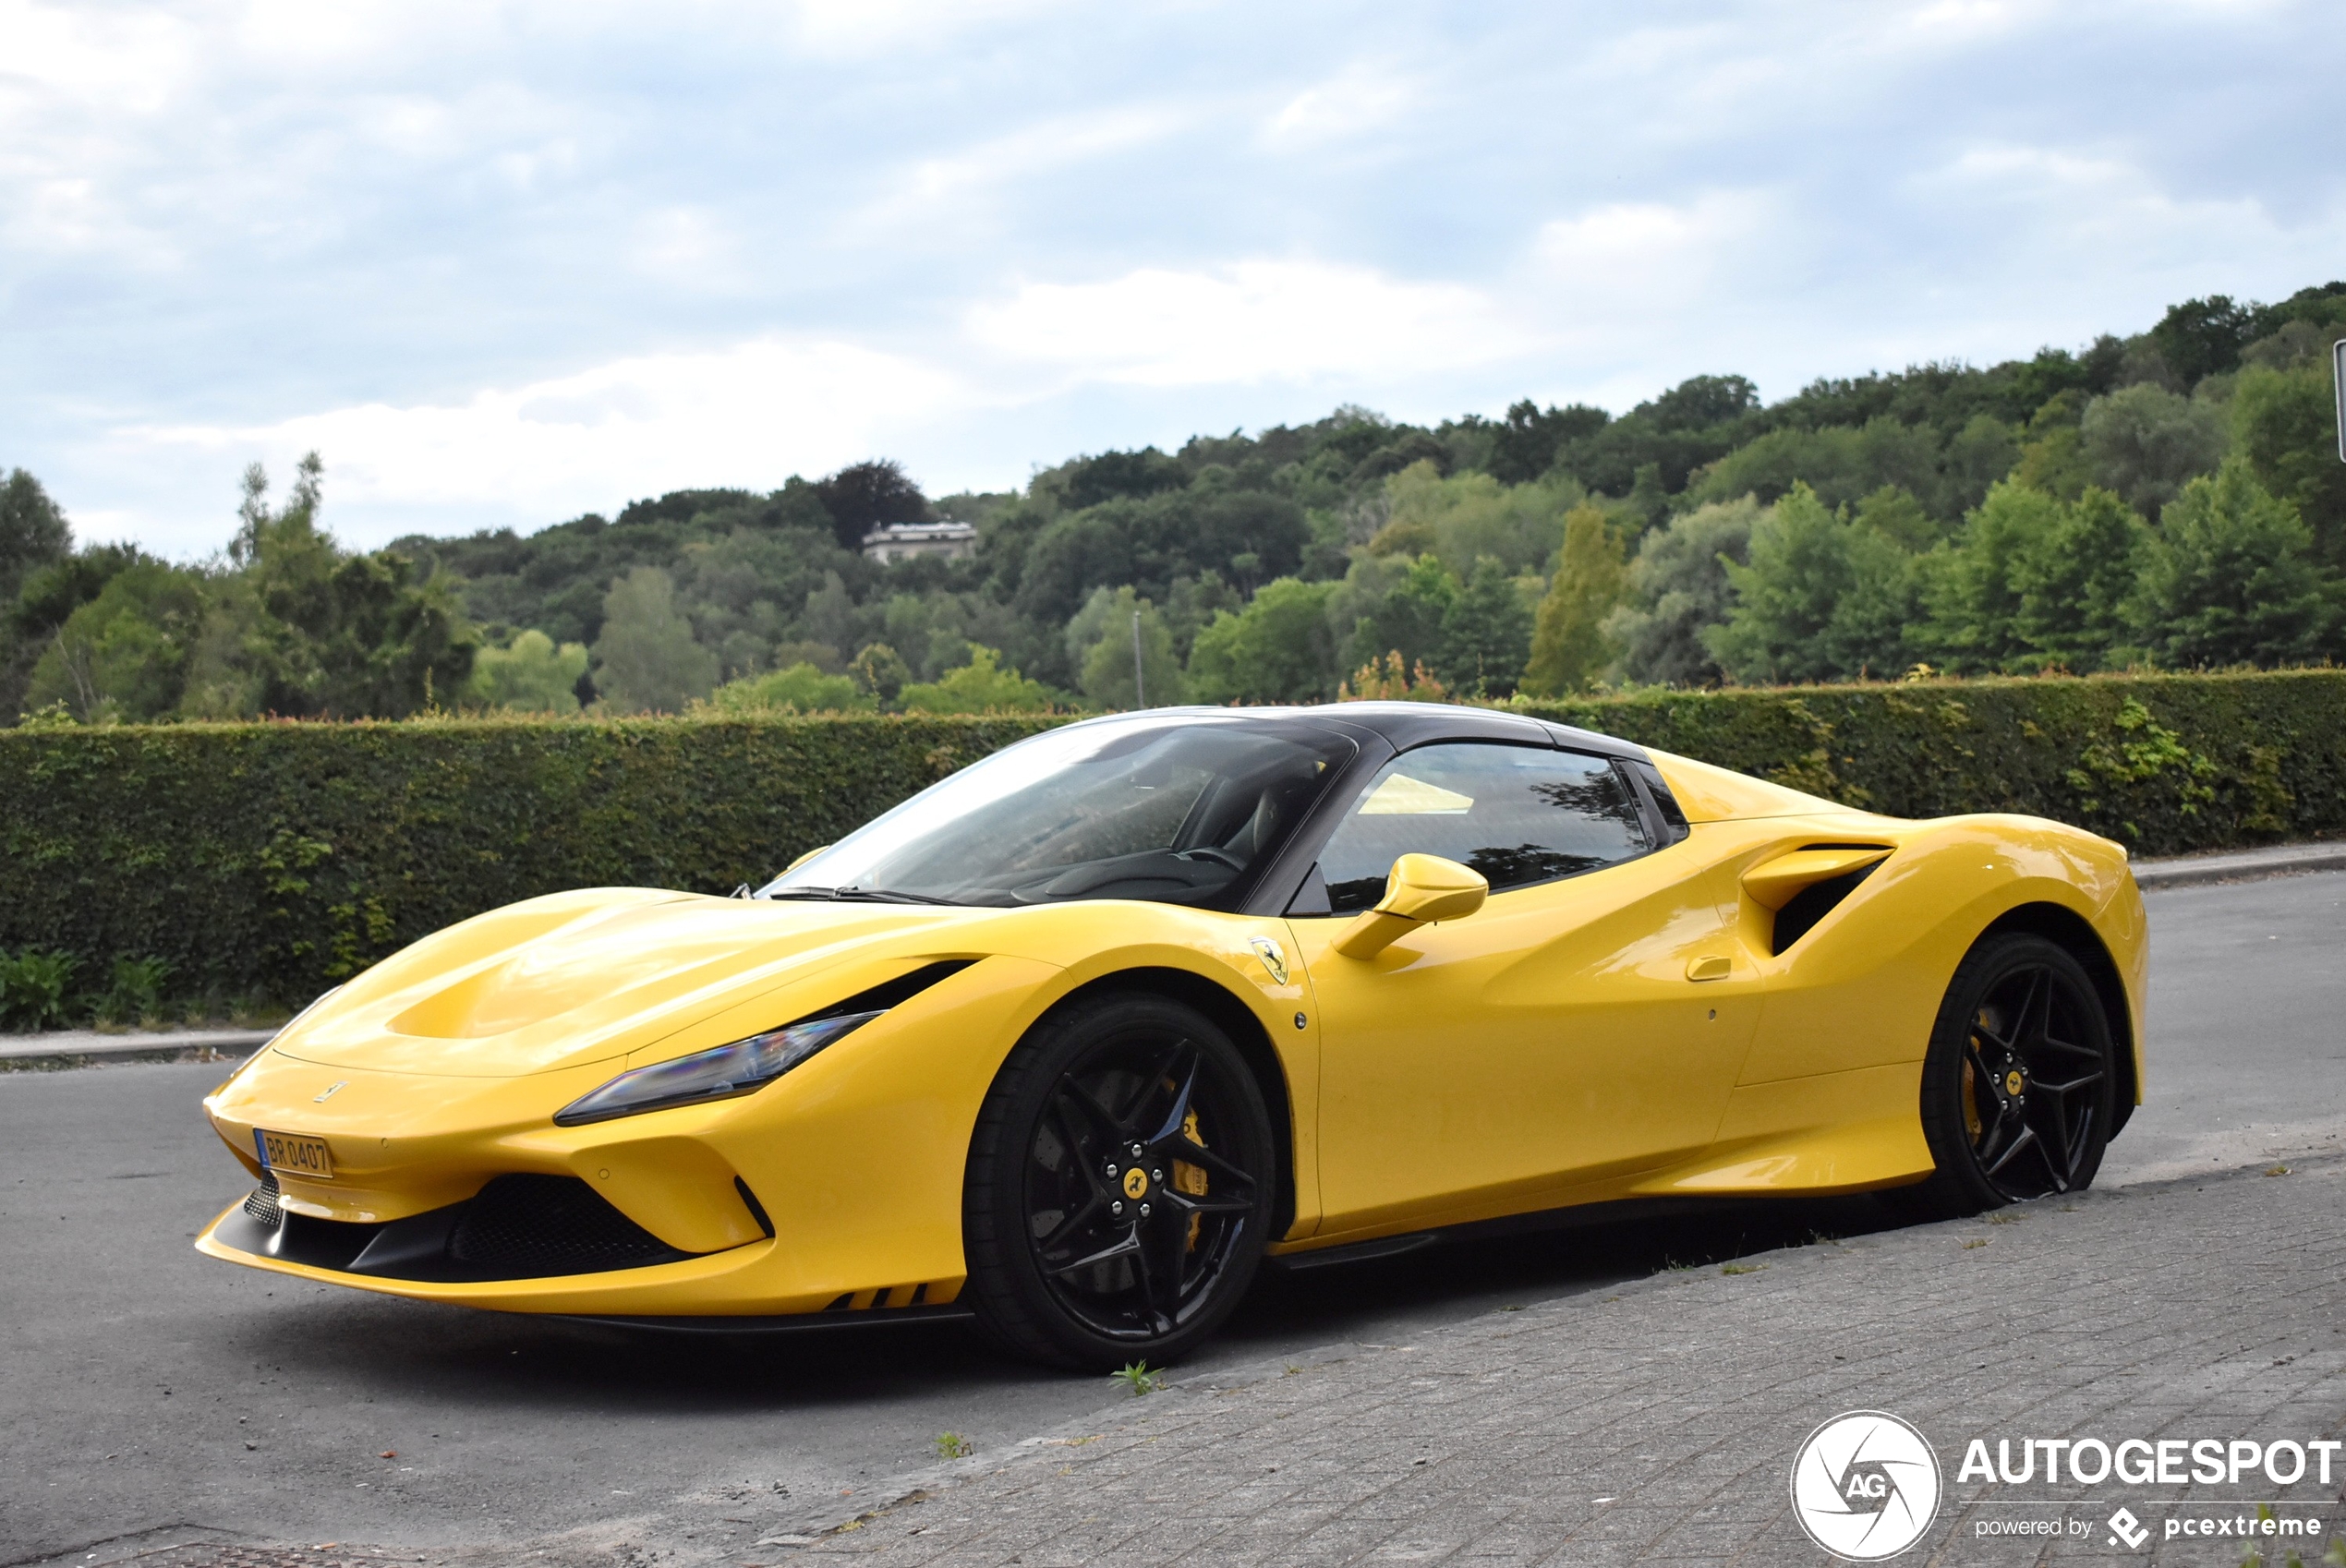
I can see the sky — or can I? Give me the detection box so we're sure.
[4,0,2343,557]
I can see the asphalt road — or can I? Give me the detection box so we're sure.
[4,873,2341,1564]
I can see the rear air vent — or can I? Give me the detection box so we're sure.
[1769,848,1890,955]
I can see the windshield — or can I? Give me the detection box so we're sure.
[759,716,1356,909]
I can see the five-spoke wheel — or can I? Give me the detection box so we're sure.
[1910,933,2118,1216]
[961,994,1276,1369]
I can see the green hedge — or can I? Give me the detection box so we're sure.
[0,715,1060,1018]
[1521,669,2346,854]
[1,672,2340,1019]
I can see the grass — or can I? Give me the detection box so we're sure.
[1720,1261,1766,1276]
[1111,1361,1165,1397]
[1962,1238,1990,1250]
[933,1432,972,1460]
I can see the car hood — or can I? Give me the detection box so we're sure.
[274,888,974,1079]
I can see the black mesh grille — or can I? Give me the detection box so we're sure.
[243,1172,282,1225]
[448,1175,683,1278]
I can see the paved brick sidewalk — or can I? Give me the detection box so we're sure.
[787,1155,2346,1567]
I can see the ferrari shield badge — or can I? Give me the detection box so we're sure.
[1248,935,1289,985]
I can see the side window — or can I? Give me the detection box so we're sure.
[1312,743,1651,913]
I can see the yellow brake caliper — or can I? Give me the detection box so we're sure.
[1173,1108,1209,1251]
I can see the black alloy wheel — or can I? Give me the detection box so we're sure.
[961,993,1276,1369]
[1907,933,2118,1217]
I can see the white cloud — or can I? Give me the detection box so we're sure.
[787,0,1080,57]
[966,259,1528,387]
[847,104,1196,237]
[1530,190,1775,314]
[1264,61,1418,147]
[130,337,963,519]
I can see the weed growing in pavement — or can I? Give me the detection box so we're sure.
[1112,1362,1165,1397]
[933,1432,971,1460]
[2233,1504,2346,1565]
[1985,1211,2022,1224]
[1720,1262,1765,1276]
[1283,1364,1301,1376]
[2265,1164,2292,1176]
[1963,1238,1990,1249]
[1663,1257,1694,1272]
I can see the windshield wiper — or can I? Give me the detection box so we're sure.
[762,887,963,907]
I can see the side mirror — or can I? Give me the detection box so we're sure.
[1332,853,1488,960]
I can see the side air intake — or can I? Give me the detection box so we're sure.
[1768,845,1891,954]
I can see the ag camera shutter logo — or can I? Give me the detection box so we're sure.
[1790,1411,1942,1560]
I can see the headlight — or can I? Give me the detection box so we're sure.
[553,1010,882,1127]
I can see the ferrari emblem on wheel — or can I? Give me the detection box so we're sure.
[195,703,2145,1370]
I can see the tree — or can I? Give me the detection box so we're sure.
[1924,481,2062,672]
[1602,496,1758,686]
[1521,505,1625,694]
[2148,295,2258,387]
[1373,463,1577,577]
[1185,578,1338,703]
[592,566,718,712]
[1065,586,1184,708]
[813,460,928,551]
[208,454,477,718]
[1486,400,1609,485]
[2010,488,2149,671]
[0,468,71,605]
[466,629,589,713]
[700,661,870,713]
[848,642,911,702]
[2232,362,2346,571]
[896,646,1056,712]
[1852,486,1937,552]
[2130,460,2331,669]
[1331,551,1457,678]
[1705,484,1914,683]
[2079,383,2229,519]
[1438,556,1534,696]
[22,560,208,721]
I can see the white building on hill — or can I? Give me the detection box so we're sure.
[862,521,977,563]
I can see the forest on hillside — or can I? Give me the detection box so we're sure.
[4,283,2344,726]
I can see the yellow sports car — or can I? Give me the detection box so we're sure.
[200,705,2146,1368]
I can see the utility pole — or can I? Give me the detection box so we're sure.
[1131,610,1146,707]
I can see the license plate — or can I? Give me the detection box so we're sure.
[255,1128,333,1180]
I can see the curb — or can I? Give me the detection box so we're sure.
[0,1030,271,1072]
[2131,841,2346,890]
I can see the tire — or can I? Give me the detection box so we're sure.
[961,992,1276,1370]
[1902,933,2118,1220]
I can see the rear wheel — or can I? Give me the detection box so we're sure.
[961,993,1276,1370]
[1905,934,2117,1218]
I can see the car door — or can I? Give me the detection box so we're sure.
[1285,741,1762,1237]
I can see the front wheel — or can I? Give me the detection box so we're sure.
[961,993,1276,1370]
[1905,934,2118,1219]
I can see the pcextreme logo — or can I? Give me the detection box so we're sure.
[1790,1411,1944,1561]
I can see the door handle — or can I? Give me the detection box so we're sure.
[1686,956,1731,982]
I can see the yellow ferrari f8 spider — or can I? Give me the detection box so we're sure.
[200,705,2146,1368]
